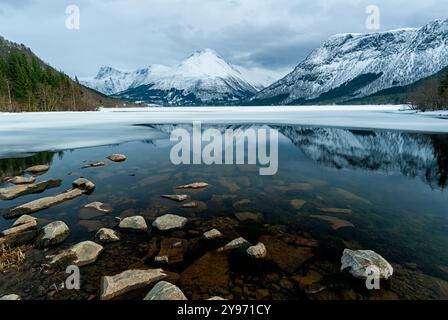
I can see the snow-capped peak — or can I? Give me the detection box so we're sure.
[176,48,243,79]
[95,66,122,79]
[81,49,284,104]
[253,18,448,105]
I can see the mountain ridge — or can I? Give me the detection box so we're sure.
[250,19,448,105]
[82,49,282,105]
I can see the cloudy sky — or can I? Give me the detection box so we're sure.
[0,0,447,78]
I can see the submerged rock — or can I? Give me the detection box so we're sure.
[179,252,230,293]
[0,294,21,300]
[84,201,113,213]
[203,229,223,240]
[0,179,61,200]
[218,237,250,252]
[3,188,84,219]
[25,165,49,174]
[36,221,70,248]
[319,207,353,214]
[100,269,167,300]
[118,216,148,232]
[49,241,103,267]
[95,228,120,243]
[161,194,188,202]
[181,201,198,209]
[8,176,36,185]
[176,182,209,189]
[82,162,106,169]
[341,249,393,280]
[234,211,263,222]
[143,281,187,300]
[154,238,188,265]
[246,242,267,259]
[259,235,314,274]
[290,199,307,210]
[152,214,187,231]
[107,154,127,162]
[310,215,355,230]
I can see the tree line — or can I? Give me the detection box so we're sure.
[408,71,448,111]
[0,52,91,112]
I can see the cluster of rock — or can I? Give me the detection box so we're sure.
[1,160,397,301]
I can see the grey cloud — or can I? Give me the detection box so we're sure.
[0,0,447,78]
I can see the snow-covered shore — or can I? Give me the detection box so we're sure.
[0,105,447,157]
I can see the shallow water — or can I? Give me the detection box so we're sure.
[0,124,447,300]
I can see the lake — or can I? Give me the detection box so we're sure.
[0,118,447,300]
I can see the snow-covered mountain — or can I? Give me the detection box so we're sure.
[251,19,448,105]
[82,49,280,105]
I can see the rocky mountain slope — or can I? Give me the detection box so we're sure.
[250,19,448,105]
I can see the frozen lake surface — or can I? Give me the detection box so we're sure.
[1,105,447,157]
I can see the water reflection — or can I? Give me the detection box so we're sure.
[145,124,448,189]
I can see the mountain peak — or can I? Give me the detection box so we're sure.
[179,48,241,78]
[95,66,122,79]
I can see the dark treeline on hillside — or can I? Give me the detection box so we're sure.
[408,72,448,111]
[0,52,90,112]
[0,36,128,112]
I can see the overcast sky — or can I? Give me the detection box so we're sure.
[0,0,447,77]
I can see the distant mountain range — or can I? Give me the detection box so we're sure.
[82,19,448,106]
[82,49,282,106]
[251,19,448,105]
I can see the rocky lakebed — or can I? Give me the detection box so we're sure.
[0,126,448,300]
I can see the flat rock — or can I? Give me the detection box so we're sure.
[0,179,61,200]
[218,237,250,252]
[0,294,21,300]
[341,249,393,280]
[234,211,263,222]
[246,242,267,259]
[95,228,120,243]
[82,162,106,169]
[319,208,353,214]
[107,154,127,162]
[8,176,36,185]
[179,252,230,293]
[49,241,103,267]
[290,199,307,210]
[152,214,187,231]
[176,182,209,189]
[119,216,148,232]
[84,201,113,213]
[207,296,226,300]
[181,201,198,208]
[100,269,167,300]
[25,165,49,174]
[154,238,188,264]
[260,235,314,274]
[203,229,223,240]
[143,281,187,300]
[1,219,37,236]
[310,215,355,230]
[35,221,70,248]
[161,194,188,202]
[3,188,84,219]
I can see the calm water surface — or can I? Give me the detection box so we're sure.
[0,124,447,300]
